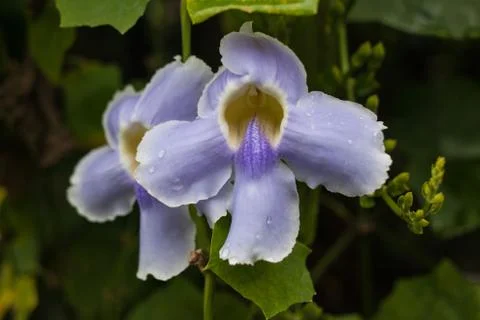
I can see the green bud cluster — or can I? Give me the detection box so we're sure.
[349,41,385,102]
[421,157,445,216]
[380,157,446,234]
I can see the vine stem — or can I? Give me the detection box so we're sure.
[180,0,191,61]
[311,228,356,282]
[180,4,214,319]
[203,271,215,320]
[380,187,403,218]
[337,14,355,101]
[360,236,373,318]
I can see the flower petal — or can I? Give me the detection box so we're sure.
[279,92,392,196]
[102,85,140,148]
[220,25,307,105]
[135,185,195,281]
[135,118,233,207]
[196,181,232,227]
[67,146,135,222]
[131,56,213,127]
[197,67,248,118]
[219,162,299,265]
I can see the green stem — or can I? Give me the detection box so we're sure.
[337,20,349,75]
[180,0,191,61]
[319,193,355,224]
[302,187,321,246]
[336,13,355,101]
[179,6,214,318]
[311,228,356,282]
[380,188,403,218]
[203,270,215,320]
[360,236,373,318]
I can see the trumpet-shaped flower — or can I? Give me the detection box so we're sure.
[67,56,228,280]
[135,23,392,265]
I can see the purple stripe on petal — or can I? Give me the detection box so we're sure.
[234,119,277,179]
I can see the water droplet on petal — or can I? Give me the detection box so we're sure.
[373,131,383,143]
[327,121,332,126]
[305,111,312,117]
[266,216,272,225]
[171,177,183,191]
[157,150,166,159]
[148,166,155,174]
[255,233,262,240]
[220,247,230,259]
[172,184,183,191]
[348,139,353,145]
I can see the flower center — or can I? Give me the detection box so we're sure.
[221,84,285,150]
[119,122,148,174]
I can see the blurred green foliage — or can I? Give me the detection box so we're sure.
[349,0,480,39]
[374,260,480,319]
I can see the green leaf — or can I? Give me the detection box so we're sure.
[55,0,150,33]
[126,278,202,320]
[206,217,315,319]
[28,5,75,83]
[349,0,480,39]
[388,78,480,238]
[63,61,121,147]
[374,260,480,320]
[187,0,319,24]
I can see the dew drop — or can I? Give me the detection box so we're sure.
[172,184,183,191]
[148,166,155,174]
[348,139,353,145]
[157,150,166,159]
[373,131,383,143]
[220,247,230,258]
[305,111,312,117]
[255,233,262,240]
[266,216,272,225]
[171,178,183,191]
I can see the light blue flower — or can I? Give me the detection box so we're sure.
[67,56,229,280]
[135,23,392,265]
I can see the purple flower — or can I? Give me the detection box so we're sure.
[67,56,229,280]
[135,23,392,265]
